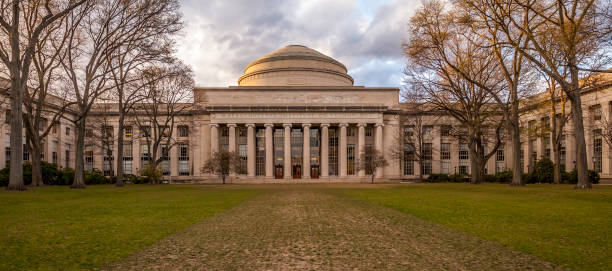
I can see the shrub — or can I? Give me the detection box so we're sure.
[448,173,468,183]
[494,171,513,183]
[530,159,554,184]
[566,169,600,184]
[139,164,162,184]
[84,169,106,185]
[123,174,138,184]
[425,174,449,182]
[41,162,60,185]
[58,168,75,186]
[0,167,8,186]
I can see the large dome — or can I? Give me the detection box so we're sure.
[238,45,354,86]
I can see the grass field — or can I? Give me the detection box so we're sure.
[0,185,258,270]
[340,183,612,271]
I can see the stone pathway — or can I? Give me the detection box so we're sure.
[104,187,564,270]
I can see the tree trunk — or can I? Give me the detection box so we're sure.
[71,117,87,189]
[552,140,562,184]
[30,140,43,186]
[115,114,125,187]
[418,159,423,182]
[569,94,591,189]
[7,76,25,191]
[510,122,523,186]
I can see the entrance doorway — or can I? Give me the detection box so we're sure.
[275,165,283,179]
[311,165,319,179]
[292,165,302,179]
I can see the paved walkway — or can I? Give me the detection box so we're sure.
[105,187,564,270]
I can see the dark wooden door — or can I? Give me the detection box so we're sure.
[311,165,319,179]
[292,165,301,179]
[275,165,283,179]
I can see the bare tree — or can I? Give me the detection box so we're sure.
[132,63,193,176]
[201,151,244,184]
[497,0,612,189]
[456,0,538,186]
[404,0,504,184]
[0,0,85,191]
[356,149,389,183]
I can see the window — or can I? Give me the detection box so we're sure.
[178,125,189,137]
[5,110,10,124]
[440,125,451,137]
[347,144,355,175]
[560,136,566,166]
[160,126,171,137]
[85,145,93,171]
[591,105,602,121]
[347,127,355,137]
[85,128,93,137]
[124,126,132,138]
[365,127,372,137]
[594,130,602,173]
[103,126,113,139]
[403,143,414,175]
[328,128,338,176]
[238,144,248,174]
[39,118,47,131]
[310,128,320,176]
[140,144,149,168]
[221,127,229,137]
[544,135,551,159]
[423,126,433,137]
[520,145,525,173]
[440,143,450,174]
[290,128,303,178]
[103,144,113,176]
[403,126,414,137]
[530,139,537,170]
[459,143,469,174]
[140,126,150,137]
[52,140,58,165]
[256,128,266,176]
[273,128,284,174]
[219,127,229,152]
[65,127,70,136]
[422,143,432,174]
[528,120,537,138]
[65,144,71,168]
[161,145,170,176]
[178,145,189,176]
[23,141,29,161]
[123,142,133,174]
[52,122,58,134]
[496,144,505,173]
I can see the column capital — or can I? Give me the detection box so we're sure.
[320,123,330,128]
[227,123,237,128]
[210,123,219,128]
[245,123,256,128]
[264,123,274,128]
[357,123,367,127]
[302,123,311,128]
[375,123,384,127]
[283,123,292,128]
[339,123,349,127]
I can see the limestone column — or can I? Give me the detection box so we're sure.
[228,123,236,153]
[339,123,348,178]
[247,123,256,177]
[375,123,384,178]
[357,123,366,177]
[321,124,329,178]
[265,123,274,178]
[210,124,219,156]
[283,123,292,179]
[302,123,311,178]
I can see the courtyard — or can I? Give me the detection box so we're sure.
[1,184,610,270]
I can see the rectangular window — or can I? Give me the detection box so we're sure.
[291,128,303,178]
[403,143,414,175]
[140,144,149,168]
[52,140,58,165]
[594,130,602,173]
[256,128,266,176]
[544,135,551,160]
[365,127,372,137]
[219,127,229,152]
[496,144,505,173]
[23,142,29,161]
[103,144,113,176]
[459,143,469,174]
[140,126,150,137]
[422,143,432,174]
[65,127,70,136]
[4,110,10,124]
[530,139,537,170]
[65,144,71,169]
[161,145,170,176]
[329,128,339,176]
[52,122,58,134]
[440,125,451,137]
[591,104,602,121]
[560,136,566,166]
[403,126,414,137]
[273,128,284,176]
[310,128,320,176]
[86,128,93,137]
[123,142,133,174]
[178,144,189,176]
[124,126,132,138]
[178,125,189,137]
[347,144,355,175]
[347,127,355,137]
[85,145,94,171]
[423,126,433,137]
[440,143,450,174]
[238,144,248,174]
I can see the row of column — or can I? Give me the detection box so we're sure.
[209,123,384,178]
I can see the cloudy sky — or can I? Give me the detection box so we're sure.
[176,0,422,88]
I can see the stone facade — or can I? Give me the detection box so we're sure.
[1,45,611,183]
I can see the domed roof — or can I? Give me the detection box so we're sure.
[238,45,354,87]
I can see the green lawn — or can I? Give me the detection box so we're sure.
[0,185,259,270]
[340,183,612,271]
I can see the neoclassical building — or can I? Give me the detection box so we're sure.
[1,45,611,183]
